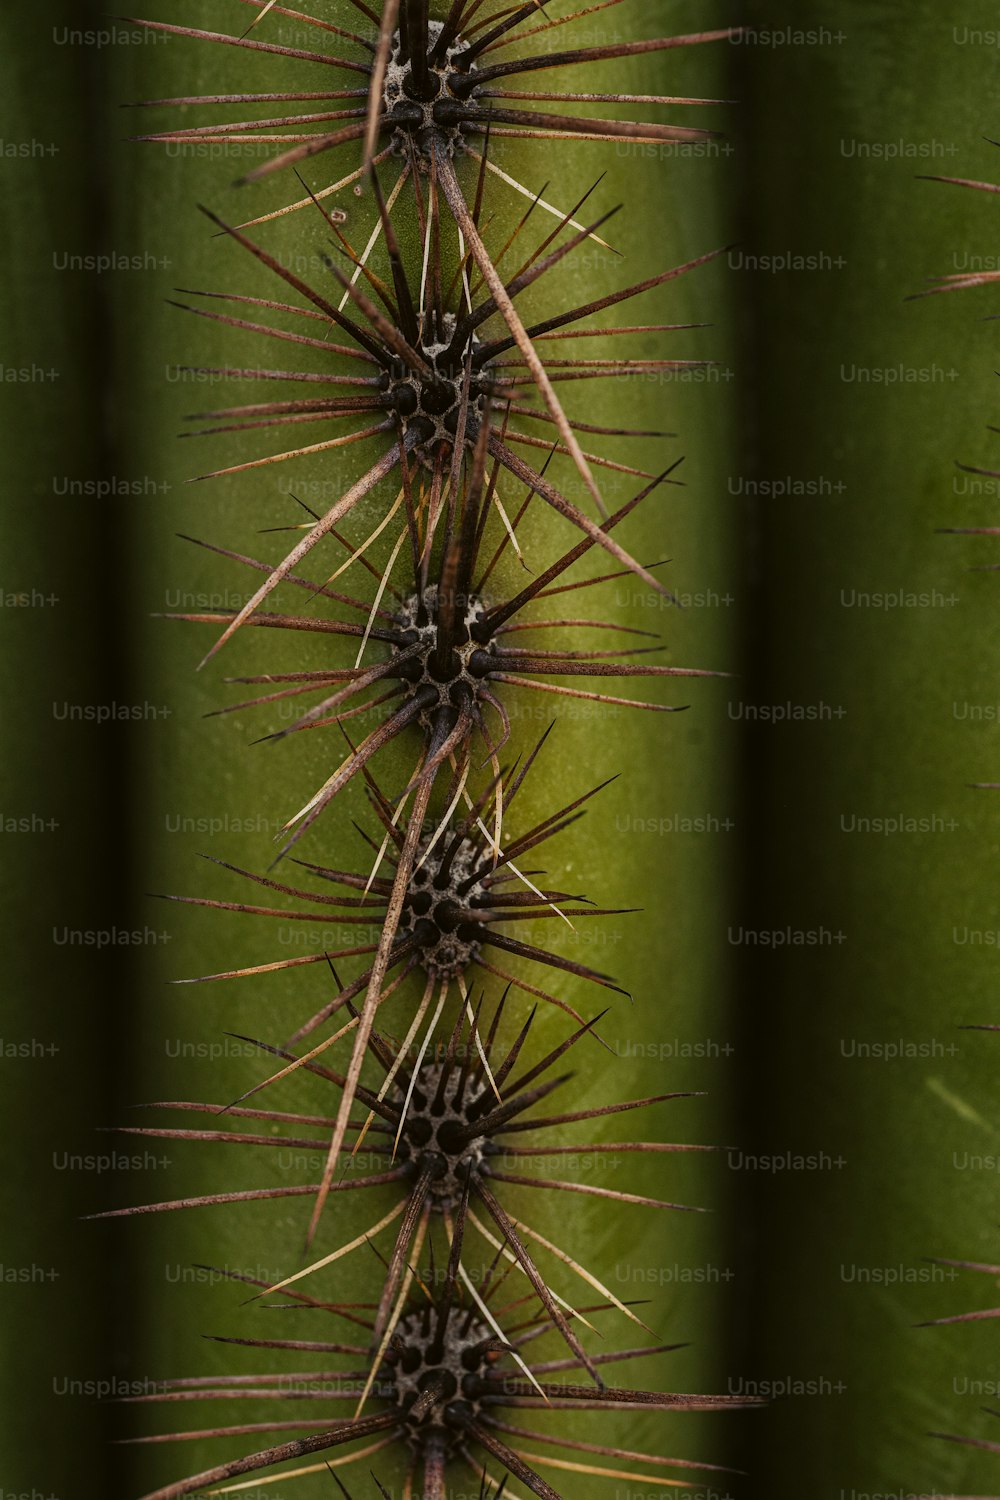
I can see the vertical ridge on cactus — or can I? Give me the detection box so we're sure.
[107,3,741,1496]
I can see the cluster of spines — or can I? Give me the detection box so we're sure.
[114,3,750,1496]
